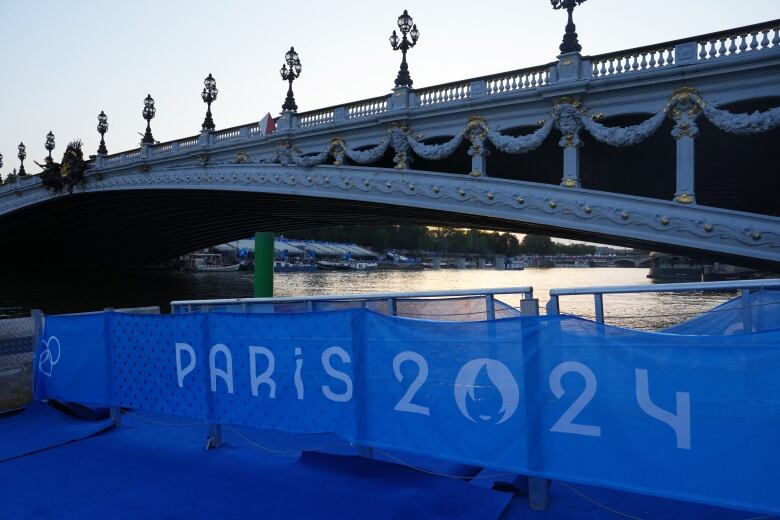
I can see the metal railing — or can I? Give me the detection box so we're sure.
[171,286,535,318]
[547,278,780,330]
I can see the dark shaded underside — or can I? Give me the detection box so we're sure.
[0,189,773,270]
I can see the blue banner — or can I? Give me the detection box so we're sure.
[34,310,780,514]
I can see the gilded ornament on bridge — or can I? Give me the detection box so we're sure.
[195,153,209,166]
[329,137,346,166]
[561,178,577,188]
[674,193,695,204]
[554,97,584,149]
[620,210,629,220]
[751,232,762,241]
[234,151,249,164]
[469,169,482,177]
[548,200,557,208]
[38,141,88,194]
[660,216,670,225]
[704,223,713,232]
[516,196,524,204]
[583,206,592,214]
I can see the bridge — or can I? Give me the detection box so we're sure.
[0,10,778,269]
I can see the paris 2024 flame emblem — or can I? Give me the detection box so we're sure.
[454,358,519,424]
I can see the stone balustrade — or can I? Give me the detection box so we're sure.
[71,17,778,173]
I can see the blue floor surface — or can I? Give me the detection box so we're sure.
[0,402,114,462]
[0,406,773,519]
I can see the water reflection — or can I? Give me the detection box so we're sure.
[0,268,733,330]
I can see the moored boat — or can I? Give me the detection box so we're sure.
[181,253,240,272]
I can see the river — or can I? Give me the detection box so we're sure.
[0,267,733,330]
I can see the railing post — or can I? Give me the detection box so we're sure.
[675,41,698,65]
[486,294,496,320]
[529,477,551,510]
[333,106,347,122]
[389,86,412,111]
[546,295,560,316]
[171,142,179,154]
[30,309,43,391]
[103,307,121,427]
[140,144,150,161]
[522,294,549,510]
[519,298,539,316]
[555,52,585,83]
[594,294,604,324]
[740,289,753,333]
[469,79,486,99]
[387,297,397,316]
[239,126,249,139]
[207,423,223,449]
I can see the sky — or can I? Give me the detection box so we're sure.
[1,0,777,172]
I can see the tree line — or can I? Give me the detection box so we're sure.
[283,225,597,256]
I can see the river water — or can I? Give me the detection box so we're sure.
[0,267,733,330]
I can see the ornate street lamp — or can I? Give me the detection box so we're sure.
[141,94,156,145]
[550,0,587,54]
[280,47,302,112]
[45,131,55,159]
[201,73,218,130]
[389,9,419,87]
[97,111,109,155]
[17,142,27,176]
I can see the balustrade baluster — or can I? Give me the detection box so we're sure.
[760,29,770,49]
[728,37,737,55]
[749,31,759,50]
[598,60,606,76]
[708,40,717,58]
[607,58,615,75]
[640,52,648,69]
[659,50,667,66]
[718,38,727,57]
[544,70,550,85]
[666,48,674,65]
[772,27,780,46]
[630,54,638,70]
[649,51,657,68]
[739,33,749,52]
[616,57,624,73]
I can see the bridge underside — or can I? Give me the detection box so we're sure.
[1,189,774,270]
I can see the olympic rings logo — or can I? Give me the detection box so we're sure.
[38,336,61,377]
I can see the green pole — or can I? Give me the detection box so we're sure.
[254,232,274,297]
